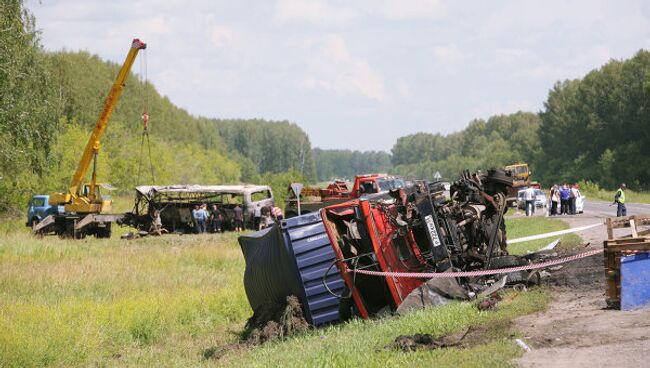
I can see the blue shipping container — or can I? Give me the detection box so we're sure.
[281,212,346,326]
[620,252,650,311]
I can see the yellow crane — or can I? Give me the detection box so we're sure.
[33,39,146,238]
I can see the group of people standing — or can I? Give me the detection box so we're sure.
[549,184,580,216]
[191,203,284,234]
[191,204,226,233]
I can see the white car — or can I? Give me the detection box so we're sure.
[517,188,547,210]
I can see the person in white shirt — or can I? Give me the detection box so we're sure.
[524,186,537,217]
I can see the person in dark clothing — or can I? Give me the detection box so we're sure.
[233,204,244,232]
[614,183,627,217]
[210,204,222,233]
[253,204,262,230]
[569,185,579,215]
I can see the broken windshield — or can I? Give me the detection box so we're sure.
[376,178,406,191]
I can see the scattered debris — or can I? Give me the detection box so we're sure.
[202,343,243,361]
[396,278,471,315]
[388,327,470,352]
[476,292,502,311]
[515,338,532,352]
[539,238,560,251]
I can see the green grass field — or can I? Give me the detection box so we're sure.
[505,216,583,255]
[0,215,578,367]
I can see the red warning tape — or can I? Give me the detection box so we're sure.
[349,248,604,278]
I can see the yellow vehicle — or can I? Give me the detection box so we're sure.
[504,163,532,207]
[33,39,146,238]
[504,163,530,184]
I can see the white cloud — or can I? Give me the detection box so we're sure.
[395,79,414,102]
[431,44,464,74]
[374,0,448,20]
[210,24,234,48]
[275,0,359,25]
[301,35,386,101]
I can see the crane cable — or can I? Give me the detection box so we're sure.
[136,49,155,184]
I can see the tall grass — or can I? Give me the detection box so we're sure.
[0,230,249,367]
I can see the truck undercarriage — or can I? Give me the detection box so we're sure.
[321,168,532,318]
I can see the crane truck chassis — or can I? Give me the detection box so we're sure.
[31,39,146,238]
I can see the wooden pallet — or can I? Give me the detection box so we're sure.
[605,215,650,240]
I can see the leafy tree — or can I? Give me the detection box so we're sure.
[0,0,59,211]
[538,50,650,189]
[391,112,541,180]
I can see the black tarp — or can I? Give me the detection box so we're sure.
[238,224,303,315]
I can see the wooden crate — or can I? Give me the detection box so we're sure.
[605,215,650,240]
[604,237,650,308]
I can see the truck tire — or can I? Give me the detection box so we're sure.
[64,221,86,239]
[96,223,112,239]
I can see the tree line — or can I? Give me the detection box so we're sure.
[389,112,541,180]
[312,148,392,181]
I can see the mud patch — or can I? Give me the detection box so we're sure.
[242,295,310,346]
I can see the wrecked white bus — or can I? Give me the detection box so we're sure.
[121,185,274,233]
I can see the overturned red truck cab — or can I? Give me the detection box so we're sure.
[320,168,527,319]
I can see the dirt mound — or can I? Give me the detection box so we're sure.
[243,295,310,345]
[546,250,603,290]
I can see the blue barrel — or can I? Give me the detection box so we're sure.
[620,252,650,310]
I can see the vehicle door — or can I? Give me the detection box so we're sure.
[248,188,274,217]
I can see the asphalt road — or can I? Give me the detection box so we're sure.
[583,200,650,218]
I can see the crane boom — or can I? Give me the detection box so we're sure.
[50,38,146,212]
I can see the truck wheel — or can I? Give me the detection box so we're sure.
[96,224,112,239]
[65,221,86,239]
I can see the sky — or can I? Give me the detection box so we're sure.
[26,0,650,151]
